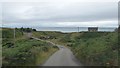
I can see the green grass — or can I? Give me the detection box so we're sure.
[35,47,58,65]
[3,28,118,66]
[2,28,59,66]
[3,38,58,66]
[71,32,118,66]
[32,31,64,39]
[35,31,118,66]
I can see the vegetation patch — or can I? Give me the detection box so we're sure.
[2,28,58,66]
[35,31,119,66]
[71,32,118,66]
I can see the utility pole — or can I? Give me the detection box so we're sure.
[78,27,79,32]
[14,28,16,44]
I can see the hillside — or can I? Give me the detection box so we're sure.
[33,31,119,66]
[71,32,118,66]
[2,28,119,66]
[58,32,118,66]
[2,28,58,66]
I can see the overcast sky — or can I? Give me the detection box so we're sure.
[1,1,118,28]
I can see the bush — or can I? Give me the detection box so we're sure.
[71,32,118,66]
[5,42,14,48]
[52,46,59,49]
[2,39,53,66]
[42,47,49,52]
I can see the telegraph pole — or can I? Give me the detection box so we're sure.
[14,27,16,44]
[78,27,79,32]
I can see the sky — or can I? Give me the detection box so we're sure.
[1,0,119,28]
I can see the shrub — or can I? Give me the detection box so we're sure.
[5,42,14,48]
[71,32,118,66]
[42,47,49,52]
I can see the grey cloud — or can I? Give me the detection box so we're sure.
[2,2,118,27]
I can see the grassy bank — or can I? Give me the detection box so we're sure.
[55,32,118,66]
[71,32,118,66]
[5,28,118,66]
[2,28,58,66]
[33,31,118,66]
[36,47,58,65]
[32,31,71,46]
